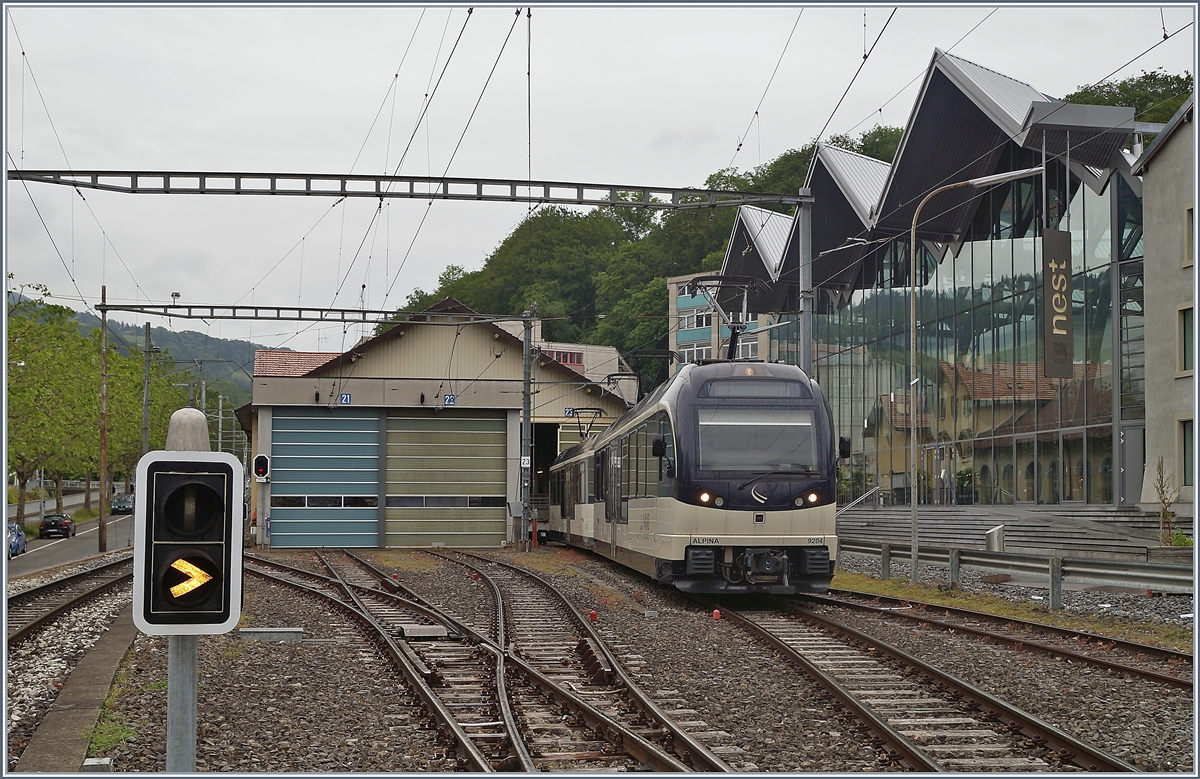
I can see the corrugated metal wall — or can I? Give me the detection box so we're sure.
[269,407,381,548]
[385,409,507,547]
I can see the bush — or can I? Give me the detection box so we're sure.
[7,486,47,505]
[1169,528,1194,547]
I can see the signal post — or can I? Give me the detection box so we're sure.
[133,408,244,772]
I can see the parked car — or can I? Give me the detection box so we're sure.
[8,522,27,558]
[38,513,75,539]
[110,493,134,515]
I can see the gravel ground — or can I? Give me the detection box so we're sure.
[87,574,447,772]
[5,588,131,771]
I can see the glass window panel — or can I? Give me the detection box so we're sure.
[1084,266,1113,425]
[1037,434,1059,504]
[1087,427,1114,504]
[1084,179,1113,271]
[696,408,816,472]
[994,436,1015,504]
[1183,420,1194,488]
[1062,429,1085,501]
[1013,237,1037,295]
[1181,308,1194,371]
[1016,437,1036,502]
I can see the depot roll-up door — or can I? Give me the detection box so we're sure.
[385,409,507,547]
[270,407,380,548]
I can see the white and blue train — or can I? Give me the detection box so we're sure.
[547,360,842,595]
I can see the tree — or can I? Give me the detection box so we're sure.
[1064,68,1192,125]
[7,283,93,521]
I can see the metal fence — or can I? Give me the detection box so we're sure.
[839,539,1193,610]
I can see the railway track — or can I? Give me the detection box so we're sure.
[712,598,1137,772]
[246,551,702,771]
[6,557,133,646]
[805,590,1193,689]
[442,551,734,772]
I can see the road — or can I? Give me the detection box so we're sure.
[5,514,134,579]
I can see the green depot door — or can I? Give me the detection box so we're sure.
[385,409,507,547]
[269,408,381,548]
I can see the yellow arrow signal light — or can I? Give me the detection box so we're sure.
[169,558,214,598]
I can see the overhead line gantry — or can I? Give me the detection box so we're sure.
[6,169,805,210]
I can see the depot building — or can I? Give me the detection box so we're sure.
[237,299,629,549]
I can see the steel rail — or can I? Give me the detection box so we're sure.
[244,559,493,772]
[815,589,1193,684]
[332,551,536,772]
[454,551,732,772]
[347,551,693,771]
[785,601,1139,772]
[7,565,133,645]
[694,598,942,772]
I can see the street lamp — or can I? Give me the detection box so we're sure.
[908,166,1042,584]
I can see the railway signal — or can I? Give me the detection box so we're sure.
[252,453,270,482]
[133,450,244,635]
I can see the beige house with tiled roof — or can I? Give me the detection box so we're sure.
[242,299,629,549]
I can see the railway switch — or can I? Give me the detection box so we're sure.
[133,451,244,634]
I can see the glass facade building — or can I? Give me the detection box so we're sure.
[724,49,1153,510]
[801,155,1142,507]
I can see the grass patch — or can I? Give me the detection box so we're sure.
[89,721,136,753]
[494,547,588,578]
[88,653,138,756]
[831,569,1194,653]
[71,507,99,522]
[142,680,168,692]
[367,550,442,572]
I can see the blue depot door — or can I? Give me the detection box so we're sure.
[269,407,380,547]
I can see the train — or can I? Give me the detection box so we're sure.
[546,360,845,595]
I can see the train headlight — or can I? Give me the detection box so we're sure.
[714,496,725,508]
[793,495,805,507]
[806,491,820,504]
[699,491,712,504]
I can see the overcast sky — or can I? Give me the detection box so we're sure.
[4,2,1195,354]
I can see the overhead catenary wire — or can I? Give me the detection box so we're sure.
[842,7,997,138]
[726,9,803,170]
[812,8,896,145]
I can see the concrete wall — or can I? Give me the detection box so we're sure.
[1138,113,1194,516]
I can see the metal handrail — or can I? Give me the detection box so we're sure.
[839,539,1193,593]
[836,486,880,516]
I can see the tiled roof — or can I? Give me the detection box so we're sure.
[254,350,341,377]
[939,362,1100,401]
[877,393,929,430]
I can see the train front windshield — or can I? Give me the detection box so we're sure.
[696,408,817,472]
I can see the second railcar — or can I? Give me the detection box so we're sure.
[547,361,839,594]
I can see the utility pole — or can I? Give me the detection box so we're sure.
[98,286,109,553]
[796,188,815,376]
[217,395,224,454]
[142,323,153,455]
[521,304,535,551]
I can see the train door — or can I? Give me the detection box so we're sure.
[602,445,621,552]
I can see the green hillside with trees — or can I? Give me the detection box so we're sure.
[386,125,905,365]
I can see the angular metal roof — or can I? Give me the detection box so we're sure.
[718,205,796,312]
[809,143,890,227]
[937,49,1049,138]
